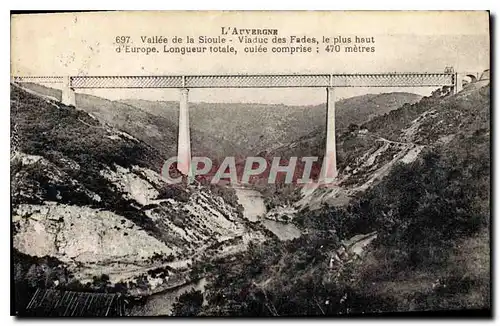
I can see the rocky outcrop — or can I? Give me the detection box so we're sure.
[11,84,265,292]
[13,203,176,263]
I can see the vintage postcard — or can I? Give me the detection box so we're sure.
[10,11,490,317]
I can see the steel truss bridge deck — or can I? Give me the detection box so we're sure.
[12,73,455,89]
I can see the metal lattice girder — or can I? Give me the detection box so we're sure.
[330,73,454,87]
[13,73,455,89]
[12,76,64,84]
[185,75,330,88]
[71,76,184,88]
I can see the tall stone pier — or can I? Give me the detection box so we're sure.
[322,87,338,182]
[177,88,192,176]
[61,76,76,106]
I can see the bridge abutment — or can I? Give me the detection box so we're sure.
[177,88,192,177]
[62,76,76,106]
[453,72,483,94]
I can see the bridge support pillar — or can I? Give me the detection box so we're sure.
[322,87,338,182]
[177,88,192,176]
[61,76,76,106]
[453,73,464,94]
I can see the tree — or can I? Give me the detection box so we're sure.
[171,290,204,316]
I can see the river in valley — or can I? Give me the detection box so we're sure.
[233,186,301,241]
[129,277,207,316]
[131,186,301,315]
[233,187,267,222]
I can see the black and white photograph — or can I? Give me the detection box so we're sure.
[9,10,491,317]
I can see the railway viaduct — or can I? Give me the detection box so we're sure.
[12,69,476,182]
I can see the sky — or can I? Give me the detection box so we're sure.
[11,11,490,105]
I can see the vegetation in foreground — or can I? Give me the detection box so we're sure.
[173,86,490,316]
